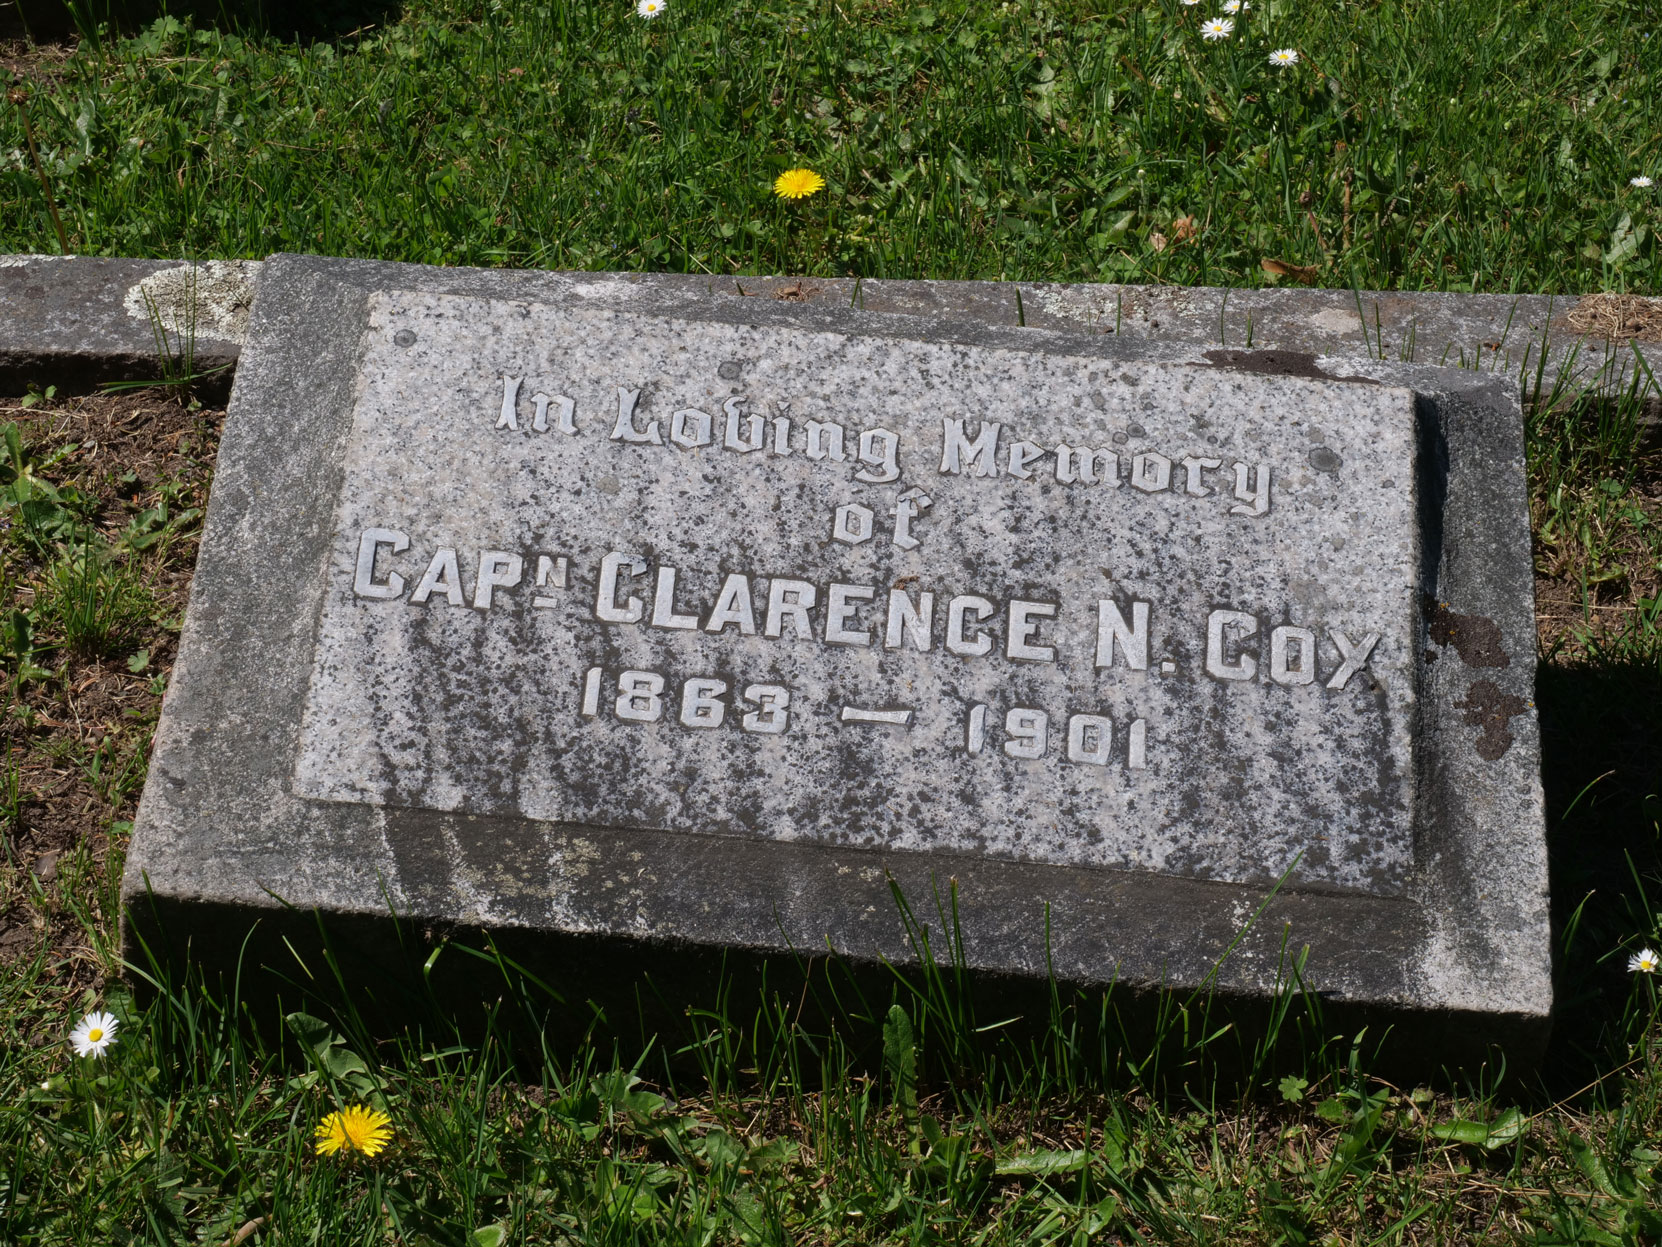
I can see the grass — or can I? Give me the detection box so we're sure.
[2,0,1659,290]
[7,952,1651,1247]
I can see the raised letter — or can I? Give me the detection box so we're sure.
[580,666,603,718]
[354,528,407,599]
[825,583,875,646]
[742,684,791,734]
[884,589,935,651]
[1230,462,1271,516]
[723,397,764,452]
[832,504,875,545]
[1067,714,1112,765]
[854,428,901,483]
[890,488,932,550]
[1006,440,1045,480]
[1004,708,1048,759]
[946,595,995,657]
[805,421,846,462]
[496,376,521,430]
[1128,719,1148,769]
[595,552,646,623]
[704,574,757,635]
[1131,452,1171,493]
[680,677,727,728]
[535,555,568,589]
[1094,599,1150,670]
[610,386,661,444]
[965,704,989,754]
[940,419,1001,477]
[534,554,569,607]
[532,393,576,434]
[1056,444,1117,486]
[473,550,523,610]
[1006,600,1058,663]
[1326,630,1380,690]
[410,547,464,606]
[764,579,818,639]
[651,566,699,630]
[1205,610,1258,681]
[615,670,664,722]
[1182,455,1222,496]
[670,407,714,448]
[1269,625,1317,686]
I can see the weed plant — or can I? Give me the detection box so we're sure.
[2,0,1659,289]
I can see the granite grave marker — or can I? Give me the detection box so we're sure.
[124,256,1551,1052]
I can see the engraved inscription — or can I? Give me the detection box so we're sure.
[294,293,1422,896]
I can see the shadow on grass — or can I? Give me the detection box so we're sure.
[4,0,398,44]
[1537,641,1662,1098]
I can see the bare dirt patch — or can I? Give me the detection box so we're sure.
[0,387,220,1003]
[1,34,77,83]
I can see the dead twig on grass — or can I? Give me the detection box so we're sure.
[7,84,69,253]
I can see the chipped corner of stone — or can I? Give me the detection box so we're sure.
[122,259,263,346]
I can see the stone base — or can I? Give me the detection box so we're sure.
[117,255,1551,1068]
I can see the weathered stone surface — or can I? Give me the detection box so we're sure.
[294,290,1419,894]
[124,255,1551,1055]
[0,255,255,397]
[6,252,1659,404]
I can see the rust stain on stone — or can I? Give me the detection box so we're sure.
[1201,349,1380,385]
[1425,598,1510,668]
[1455,679,1529,761]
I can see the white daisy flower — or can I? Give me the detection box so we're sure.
[1631,947,1660,973]
[1269,48,1299,66]
[1181,0,1201,6]
[1200,16,1234,39]
[70,1011,119,1058]
[1222,1,1249,13]
[1631,176,1654,189]
[636,0,666,17]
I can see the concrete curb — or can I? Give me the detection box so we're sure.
[4,254,1660,405]
[0,255,257,399]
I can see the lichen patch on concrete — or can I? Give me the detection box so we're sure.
[1302,306,1364,336]
[1455,679,1529,761]
[121,260,261,345]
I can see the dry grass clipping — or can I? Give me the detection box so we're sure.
[1563,293,1662,342]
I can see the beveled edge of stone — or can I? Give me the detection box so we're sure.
[120,253,1550,1041]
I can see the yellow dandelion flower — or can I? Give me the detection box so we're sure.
[315,1105,394,1158]
[773,168,826,200]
